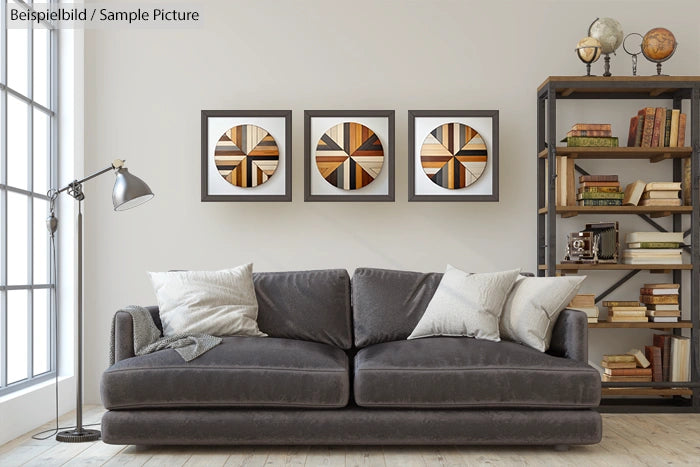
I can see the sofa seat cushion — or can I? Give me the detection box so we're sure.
[354,337,600,409]
[101,337,349,409]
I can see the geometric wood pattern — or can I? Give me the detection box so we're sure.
[315,122,384,190]
[420,122,487,189]
[214,124,279,187]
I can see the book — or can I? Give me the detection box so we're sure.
[634,112,645,147]
[627,242,680,249]
[606,306,647,312]
[578,199,622,206]
[677,113,687,146]
[607,316,648,322]
[576,192,624,200]
[641,190,680,199]
[639,198,682,206]
[564,136,619,147]
[683,158,691,206]
[567,129,613,137]
[587,317,598,324]
[650,107,665,147]
[646,304,681,311]
[640,107,655,147]
[569,306,599,319]
[643,283,680,289]
[602,301,640,307]
[571,123,611,131]
[663,108,672,147]
[623,249,682,256]
[644,345,663,382]
[568,294,596,307]
[603,368,652,376]
[624,257,683,265]
[579,175,618,183]
[669,109,680,147]
[579,181,621,188]
[627,115,639,147]
[653,334,672,381]
[640,295,679,304]
[602,354,636,363]
[647,310,681,317]
[622,180,645,206]
[639,288,679,295]
[626,232,684,244]
[601,361,637,369]
[670,335,690,382]
[602,375,652,382]
[649,316,679,323]
[579,186,623,193]
[645,182,682,191]
[627,349,651,368]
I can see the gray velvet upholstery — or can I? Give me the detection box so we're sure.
[254,270,352,349]
[102,336,349,409]
[352,268,443,347]
[547,308,589,362]
[101,408,602,446]
[354,337,600,408]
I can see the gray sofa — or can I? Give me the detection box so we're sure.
[101,268,602,446]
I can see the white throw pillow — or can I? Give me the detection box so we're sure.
[499,275,586,352]
[148,263,267,337]
[407,265,521,342]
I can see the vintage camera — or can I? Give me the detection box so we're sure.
[564,222,619,264]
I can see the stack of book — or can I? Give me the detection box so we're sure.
[640,283,680,323]
[639,182,682,207]
[577,175,623,206]
[567,294,599,323]
[603,300,647,323]
[622,231,685,264]
[627,107,687,148]
[600,351,651,382]
[563,123,618,147]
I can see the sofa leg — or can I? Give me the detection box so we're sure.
[554,444,569,452]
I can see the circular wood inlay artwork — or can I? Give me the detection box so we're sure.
[420,122,487,189]
[214,124,279,187]
[316,122,384,190]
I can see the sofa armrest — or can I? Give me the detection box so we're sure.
[112,306,161,363]
[547,309,588,362]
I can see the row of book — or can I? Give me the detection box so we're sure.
[576,175,684,207]
[577,174,623,206]
[622,231,684,265]
[627,107,687,148]
[600,335,690,383]
[562,123,618,147]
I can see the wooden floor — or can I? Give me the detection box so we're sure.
[1,406,699,466]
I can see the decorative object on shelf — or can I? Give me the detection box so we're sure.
[315,122,384,191]
[622,33,643,76]
[304,110,394,201]
[47,159,154,442]
[564,222,619,264]
[641,27,677,76]
[201,110,292,202]
[214,124,279,188]
[588,17,623,77]
[575,36,602,76]
[408,110,499,201]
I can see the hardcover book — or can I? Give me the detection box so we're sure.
[641,190,680,199]
[652,334,672,382]
[602,374,652,382]
[576,192,624,200]
[640,295,679,304]
[644,345,663,382]
[607,316,648,322]
[640,107,656,147]
[669,109,680,147]
[602,355,636,363]
[564,136,619,147]
[580,175,618,182]
[627,242,680,249]
[645,182,682,191]
[639,198,682,206]
[572,123,611,131]
[643,283,681,289]
[567,129,613,137]
[603,368,652,376]
[602,301,640,307]
[663,108,672,147]
[626,232,684,244]
[578,199,623,206]
[627,115,639,147]
[670,336,690,382]
[639,287,679,295]
[677,113,687,146]
[650,107,665,147]
[627,349,651,368]
[622,180,645,206]
[580,186,622,193]
[601,361,637,369]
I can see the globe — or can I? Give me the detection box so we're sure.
[576,37,602,63]
[588,17,624,54]
[642,28,677,61]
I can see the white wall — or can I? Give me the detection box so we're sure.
[82,0,700,403]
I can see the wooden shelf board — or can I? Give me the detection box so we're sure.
[537,76,700,95]
[539,264,692,271]
[589,320,692,329]
[538,206,691,217]
[602,387,693,397]
[537,147,691,160]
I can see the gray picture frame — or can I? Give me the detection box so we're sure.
[201,110,292,202]
[304,110,395,202]
[408,110,499,202]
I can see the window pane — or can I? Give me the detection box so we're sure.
[33,26,50,108]
[8,192,29,285]
[7,28,29,96]
[33,289,50,375]
[33,110,50,195]
[7,290,29,384]
[34,198,49,284]
[7,95,29,190]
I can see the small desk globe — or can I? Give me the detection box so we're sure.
[642,28,677,75]
[588,17,624,76]
[576,37,602,76]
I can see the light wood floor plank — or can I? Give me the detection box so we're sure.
[183,446,232,466]
[21,441,93,467]
[383,447,426,467]
[62,441,126,466]
[102,445,154,467]
[223,447,268,467]
[304,446,345,466]
[0,444,54,466]
[142,446,193,466]
[345,446,385,467]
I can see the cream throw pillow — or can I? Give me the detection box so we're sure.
[148,263,266,337]
[499,275,585,352]
[407,265,521,342]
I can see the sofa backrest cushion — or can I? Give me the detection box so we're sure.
[352,268,442,347]
[253,269,352,349]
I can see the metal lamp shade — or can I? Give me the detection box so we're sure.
[112,167,154,211]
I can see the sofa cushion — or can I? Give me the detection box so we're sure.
[101,337,349,409]
[352,268,443,347]
[354,337,600,409]
[254,269,352,349]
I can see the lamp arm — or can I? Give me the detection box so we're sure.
[54,159,125,195]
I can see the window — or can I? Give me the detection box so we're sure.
[1,0,57,395]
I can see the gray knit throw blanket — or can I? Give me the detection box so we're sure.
[109,305,222,365]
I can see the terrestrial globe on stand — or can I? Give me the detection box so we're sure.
[576,37,602,76]
[588,17,624,77]
[641,27,677,76]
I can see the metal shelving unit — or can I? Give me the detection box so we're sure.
[536,76,700,413]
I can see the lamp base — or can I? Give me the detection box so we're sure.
[56,428,101,443]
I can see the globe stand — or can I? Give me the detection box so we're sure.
[585,63,593,77]
[575,45,600,77]
[602,54,612,77]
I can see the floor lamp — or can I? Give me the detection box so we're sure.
[48,159,154,442]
